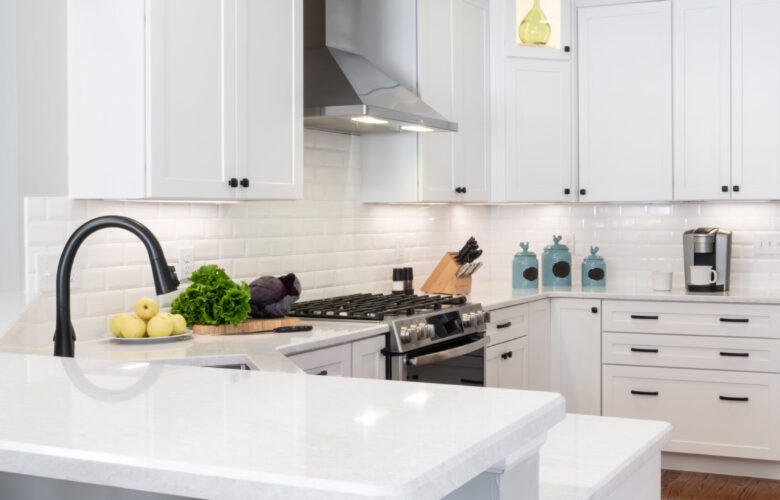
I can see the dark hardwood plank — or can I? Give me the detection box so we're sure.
[662,470,780,500]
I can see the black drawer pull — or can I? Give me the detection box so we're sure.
[316,370,328,376]
[631,315,659,320]
[720,351,749,357]
[496,322,512,329]
[720,396,749,402]
[720,317,749,323]
[500,351,514,360]
[631,390,659,396]
[631,347,659,353]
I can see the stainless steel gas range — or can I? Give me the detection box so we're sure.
[288,294,487,386]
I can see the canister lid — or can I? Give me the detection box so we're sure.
[544,235,569,251]
[583,246,604,262]
[515,242,536,257]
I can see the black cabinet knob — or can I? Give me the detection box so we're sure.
[228,178,239,188]
[240,178,250,188]
[455,186,467,194]
[733,185,740,192]
[591,306,598,314]
[564,46,571,53]
[580,188,587,196]
[564,188,571,195]
[722,185,729,192]
[462,186,467,194]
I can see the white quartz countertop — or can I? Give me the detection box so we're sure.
[0,353,565,499]
[470,283,780,311]
[540,414,672,499]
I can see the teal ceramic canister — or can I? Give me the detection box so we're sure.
[542,235,572,287]
[582,246,606,288]
[513,242,539,289]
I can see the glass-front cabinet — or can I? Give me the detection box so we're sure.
[505,0,571,59]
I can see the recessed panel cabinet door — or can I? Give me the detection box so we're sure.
[147,0,236,199]
[236,0,303,200]
[505,59,572,202]
[732,0,780,200]
[673,0,731,201]
[578,1,672,202]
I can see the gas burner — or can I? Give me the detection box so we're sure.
[287,293,468,321]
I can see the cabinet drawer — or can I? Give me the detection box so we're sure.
[603,300,780,339]
[603,365,780,460]
[603,332,780,373]
[287,344,352,377]
[487,303,529,347]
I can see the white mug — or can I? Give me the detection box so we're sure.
[649,271,673,291]
[690,265,718,285]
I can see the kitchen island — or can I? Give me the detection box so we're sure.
[0,352,564,499]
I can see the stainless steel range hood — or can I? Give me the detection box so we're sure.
[303,0,457,135]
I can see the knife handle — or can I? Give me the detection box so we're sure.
[275,325,313,333]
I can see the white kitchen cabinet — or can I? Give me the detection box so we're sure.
[550,298,601,415]
[732,0,780,200]
[351,335,387,380]
[673,0,731,201]
[287,343,352,377]
[485,336,529,389]
[67,0,302,200]
[577,1,672,202]
[502,59,573,202]
[528,299,551,391]
[603,365,780,461]
[418,0,491,202]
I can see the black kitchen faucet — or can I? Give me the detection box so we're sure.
[53,216,179,357]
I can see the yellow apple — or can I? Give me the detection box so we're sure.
[135,298,159,320]
[109,313,133,337]
[147,315,174,338]
[121,318,147,339]
[170,314,187,335]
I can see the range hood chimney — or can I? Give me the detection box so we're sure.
[303,0,458,135]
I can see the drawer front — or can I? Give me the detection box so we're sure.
[603,300,780,339]
[487,303,529,347]
[603,365,780,460]
[288,344,352,377]
[603,332,780,373]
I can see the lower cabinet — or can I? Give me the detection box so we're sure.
[485,336,529,389]
[550,298,602,415]
[287,335,386,379]
[603,364,780,461]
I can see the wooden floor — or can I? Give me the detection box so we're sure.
[662,470,780,499]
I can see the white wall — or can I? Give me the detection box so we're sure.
[0,0,21,292]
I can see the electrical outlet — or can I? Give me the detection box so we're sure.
[178,246,195,278]
[35,253,79,293]
[754,233,780,256]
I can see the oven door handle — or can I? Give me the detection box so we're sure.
[406,338,487,367]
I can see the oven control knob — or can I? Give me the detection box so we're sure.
[462,313,472,328]
[400,327,412,344]
[477,310,486,326]
[417,324,428,340]
[425,324,435,339]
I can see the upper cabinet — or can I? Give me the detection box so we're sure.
[418,0,491,202]
[506,0,572,59]
[360,0,491,203]
[67,0,302,200]
[672,0,731,201]
[578,1,673,202]
[732,0,780,200]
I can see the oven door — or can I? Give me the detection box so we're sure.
[396,334,486,386]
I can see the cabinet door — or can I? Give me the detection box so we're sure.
[419,0,490,202]
[528,299,551,391]
[504,59,572,202]
[147,0,237,199]
[351,335,387,380]
[236,0,303,200]
[732,0,780,200]
[673,0,731,201]
[288,344,352,377]
[550,298,601,415]
[578,1,672,202]
[485,337,529,389]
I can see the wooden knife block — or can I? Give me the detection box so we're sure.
[421,252,472,295]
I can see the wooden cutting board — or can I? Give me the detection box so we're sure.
[192,317,301,335]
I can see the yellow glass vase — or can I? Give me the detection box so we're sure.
[518,0,551,46]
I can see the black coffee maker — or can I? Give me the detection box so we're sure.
[683,228,732,292]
